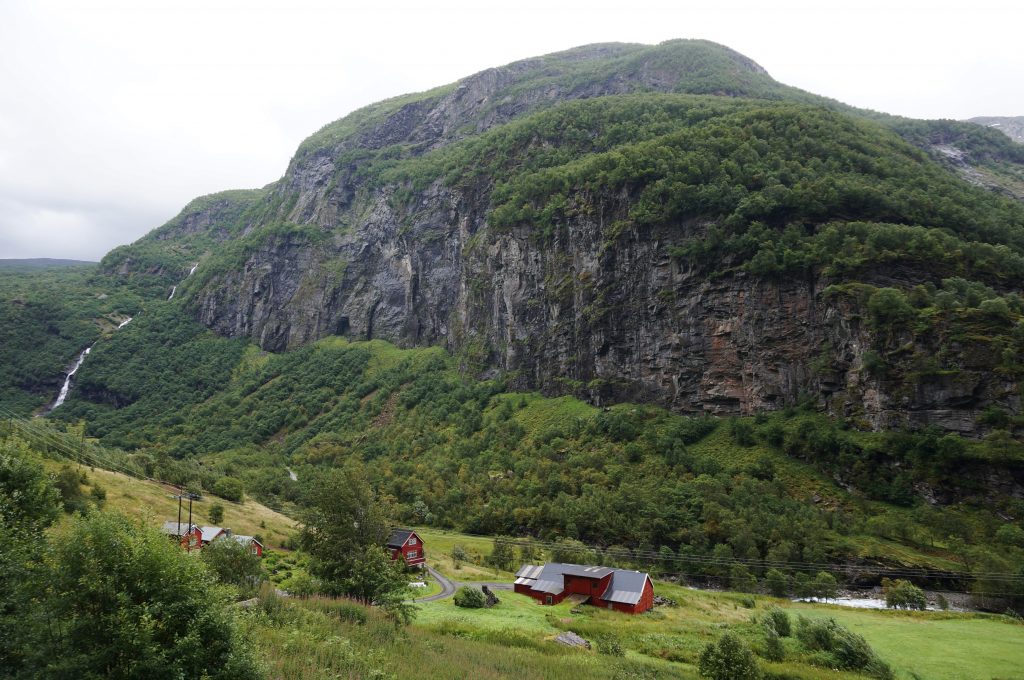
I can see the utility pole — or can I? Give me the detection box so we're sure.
[172,490,201,551]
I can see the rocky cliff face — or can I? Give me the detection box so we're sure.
[969,116,1024,145]
[143,41,1024,434]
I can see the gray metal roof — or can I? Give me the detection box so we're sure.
[200,526,225,542]
[515,562,650,605]
[515,564,543,580]
[161,521,198,536]
[600,570,651,605]
[232,534,262,547]
[385,528,414,549]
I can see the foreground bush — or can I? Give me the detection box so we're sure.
[454,585,487,608]
[699,631,761,680]
[30,512,260,678]
[796,617,893,680]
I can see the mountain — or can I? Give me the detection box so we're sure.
[969,116,1024,144]
[91,40,1024,438]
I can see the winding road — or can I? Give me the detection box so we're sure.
[415,566,513,603]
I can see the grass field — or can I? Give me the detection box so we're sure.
[44,460,298,547]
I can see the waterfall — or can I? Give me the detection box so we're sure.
[188,263,198,276]
[47,316,133,411]
[50,345,93,410]
[167,285,177,301]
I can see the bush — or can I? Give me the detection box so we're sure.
[453,586,487,609]
[764,607,791,637]
[883,578,927,610]
[212,476,245,502]
[209,502,225,525]
[796,617,893,680]
[699,631,761,680]
[762,625,785,662]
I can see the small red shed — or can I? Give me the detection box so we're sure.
[385,528,425,568]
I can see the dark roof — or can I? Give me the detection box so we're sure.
[385,529,415,549]
[515,562,651,605]
[600,569,650,605]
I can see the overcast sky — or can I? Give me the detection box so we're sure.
[1,0,1021,261]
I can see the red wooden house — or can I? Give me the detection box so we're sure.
[161,521,202,551]
[514,562,654,614]
[385,528,425,568]
[232,534,264,557]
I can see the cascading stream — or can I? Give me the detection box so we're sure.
[48,262,197,411]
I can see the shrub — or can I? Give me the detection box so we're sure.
[209,502,224,525]
[882,578,927,610]
[762,625,785,662]
[453,586,486,609]
[764,607,791,637]
[796,617,893,680]
[698,631,761,680]
[212,476,245,502]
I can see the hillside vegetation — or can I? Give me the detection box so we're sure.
[47,308,1024,598]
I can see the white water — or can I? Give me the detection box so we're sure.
[50,345,93,410]
[794,596,949,611]
[188,263,198,276]
[47,316,132,411]
[167,285,177,301]
[287,467,298,481]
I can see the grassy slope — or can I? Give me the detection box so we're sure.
[42,459,297,548]
[251,582,1024,680]
[411,528,1024,680]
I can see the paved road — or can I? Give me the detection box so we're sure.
[414,565,512,602]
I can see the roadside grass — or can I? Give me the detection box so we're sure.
[45,460,298,546]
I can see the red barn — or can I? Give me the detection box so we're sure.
[514,562,654,614]
[385,528,425,568]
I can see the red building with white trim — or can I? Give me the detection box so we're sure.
[386,528,425,568]
[514,562,654,614]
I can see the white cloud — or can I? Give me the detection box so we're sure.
[0,0,1021,259]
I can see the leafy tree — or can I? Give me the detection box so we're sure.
[300,467,391,594]
[29,512,259,679]
[212,476,245,502]
[209,502,225,525]
[487,538,516,571]
[814,571,839,601]
[453,585,487,609]
[765,568,790,597]
[299,467,415,625]
[698,631,761,680]
[201,537,264,594]
[54,465,89,514]
[867,287,916,331]
[550,537,596,564]
[882,578,926,610]
[0,437,60,672]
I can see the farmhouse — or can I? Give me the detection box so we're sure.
[232,534,264,557]
[200,525,227,546]
[514,562,654,614]
[385,528,425,568]
[161,521,202,551]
